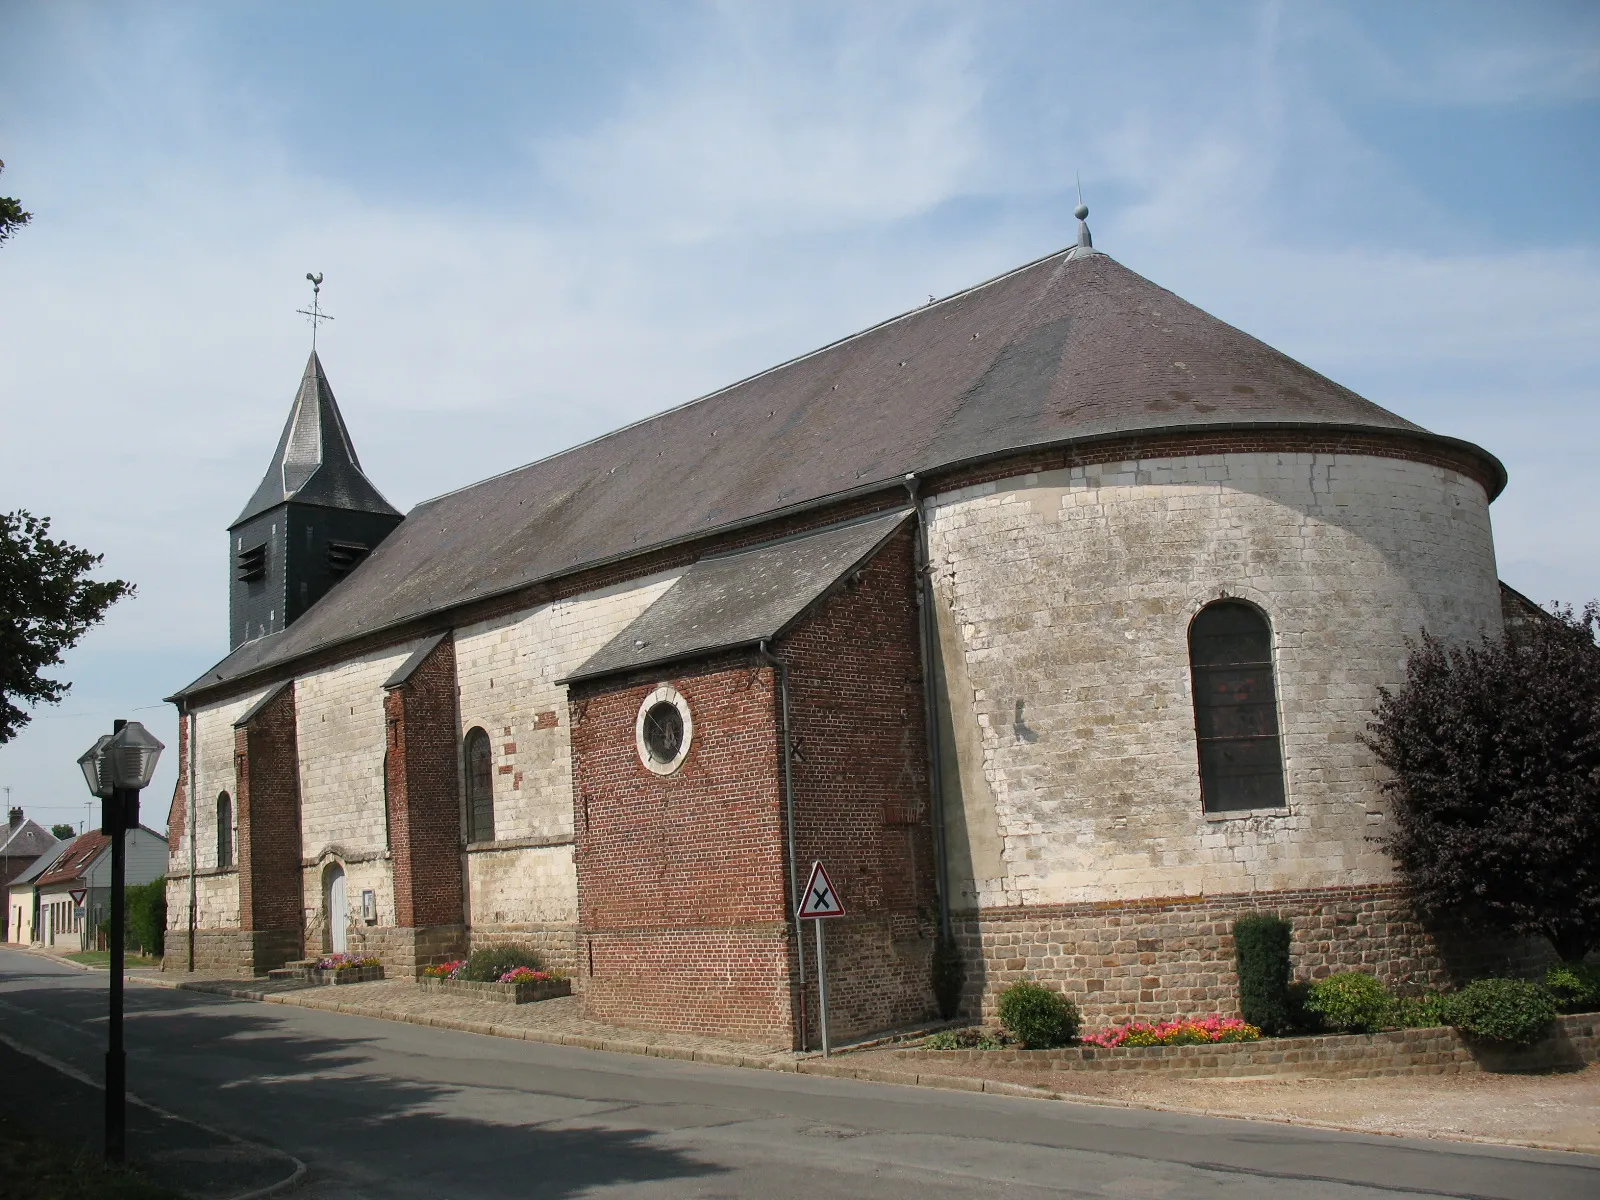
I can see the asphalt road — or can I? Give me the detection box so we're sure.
[2,948,1596,1200]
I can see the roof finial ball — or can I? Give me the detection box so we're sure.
[1067,193,1099,260]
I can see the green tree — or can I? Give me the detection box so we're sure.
[0,159,31,248]
[1365,603,1600,963]
[50,823,76,841]
[0,511,134,743]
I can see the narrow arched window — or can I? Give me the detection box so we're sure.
[216,792,234,868]
[1189,601,1286,812]
[464,727,495,843]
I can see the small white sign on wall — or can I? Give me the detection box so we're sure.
[361,889,376,923]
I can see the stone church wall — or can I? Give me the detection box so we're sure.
[455,570,680,974]
[295,645,414,955]
[164,686,269,972]
[925,451,1504,1022]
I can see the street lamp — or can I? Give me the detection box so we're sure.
[76,719,162,1164]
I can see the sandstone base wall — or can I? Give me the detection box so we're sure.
[955,885,1554,1028]
[892,1012,1600,1079]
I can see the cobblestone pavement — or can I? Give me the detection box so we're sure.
[138,972,793,1067]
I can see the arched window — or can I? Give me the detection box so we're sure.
[216,792,234,868]
[464,727,495,843]
[1188,601,1286,812]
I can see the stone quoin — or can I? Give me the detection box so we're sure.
[164,220,1540,1047]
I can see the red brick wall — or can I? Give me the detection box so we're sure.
[385,638,465,934]
[166,714,189,854]
[235,685,304,960]
[778,526,938,1042]
[570,656,793,1044]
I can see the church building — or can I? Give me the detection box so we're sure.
[165,212,1520,1047]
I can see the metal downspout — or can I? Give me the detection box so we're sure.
[758,638,807,1052]
[904,476,951,943]
[187,706,197,972]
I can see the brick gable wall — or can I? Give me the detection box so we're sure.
[778,526,938,1043]
[381,637,468,972]
[570,655,791,1043]
[234,684,304,971]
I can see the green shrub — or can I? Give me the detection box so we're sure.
[923,1027,1003,1051]
[1233,914,1293,1034]
[1285,979,1323,1034]
[1544,962,1600,1013]
[930,940,965,1020]
[124,878,166,958]
[996,981,1079,1049]
[1443,978,1557,1045]
[1386,992,1451,1029]
[1304,972,1390,1033]
[462,945,543,983]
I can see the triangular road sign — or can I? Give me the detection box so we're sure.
[797,861,844,919]
[69,889,88,907]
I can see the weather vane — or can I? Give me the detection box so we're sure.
[296,272,335,350]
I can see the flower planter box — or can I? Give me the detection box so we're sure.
[311,965,384,986]
[419,976,571,1005]
[891,1012,1600,1080]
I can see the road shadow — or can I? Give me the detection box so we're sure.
[3,975,727,1198]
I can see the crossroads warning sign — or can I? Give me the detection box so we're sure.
[797,861,844,919]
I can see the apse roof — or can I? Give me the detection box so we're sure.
[176,243,1505,701]
[233,351,402,527]
[565,509,913,685]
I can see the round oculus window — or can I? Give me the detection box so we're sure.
[636,685,692,775]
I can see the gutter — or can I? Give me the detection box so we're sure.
[904,475,951,943]
[186,705,197,972]
[756,638,807,1053]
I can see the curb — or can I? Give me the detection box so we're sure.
[0,1027,308,1200]
[134,976,1600,1159]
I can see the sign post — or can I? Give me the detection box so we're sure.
[796,861,845,1057]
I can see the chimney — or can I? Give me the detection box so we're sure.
[7,807,20,831]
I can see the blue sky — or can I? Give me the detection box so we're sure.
[1,1,1597,831]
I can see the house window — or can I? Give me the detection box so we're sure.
[1188,600,1286,813]
[464,727,495,843]
[216,792,234,868]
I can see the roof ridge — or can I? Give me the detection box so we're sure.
[413,245,1078,510]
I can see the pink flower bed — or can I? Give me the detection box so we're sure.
[497,967,558,984]
[314,953,381,971]
[1081,1015,1261,1048]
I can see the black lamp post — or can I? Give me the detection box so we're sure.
[77,719,163,1164]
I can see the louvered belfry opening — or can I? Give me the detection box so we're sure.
[1188,601,1286,812]
[464,727,495,843]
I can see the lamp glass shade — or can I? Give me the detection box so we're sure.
[76,735,115,799]
[106,721,164,790]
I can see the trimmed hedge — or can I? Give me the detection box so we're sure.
[1233,914,1293,1034]
[997,981,1079,1049]
[125,878,166,958]
[1444,978,1557,1045]
[1305,972,1390,1033]
[1545,962,1600,1013]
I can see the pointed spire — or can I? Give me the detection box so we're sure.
[231,351,401,528]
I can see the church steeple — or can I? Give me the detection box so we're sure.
[228,352,403,649]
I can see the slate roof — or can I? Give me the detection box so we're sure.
[233,351,402,527]
[177,246,1504,701]
[33,831,108,889]
[0,818,58,861]
[7,851,58,889]
[566,509,913,684]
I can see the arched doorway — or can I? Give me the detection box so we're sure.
[323,863,348,954]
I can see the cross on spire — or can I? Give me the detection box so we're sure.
[296,272,335,350]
